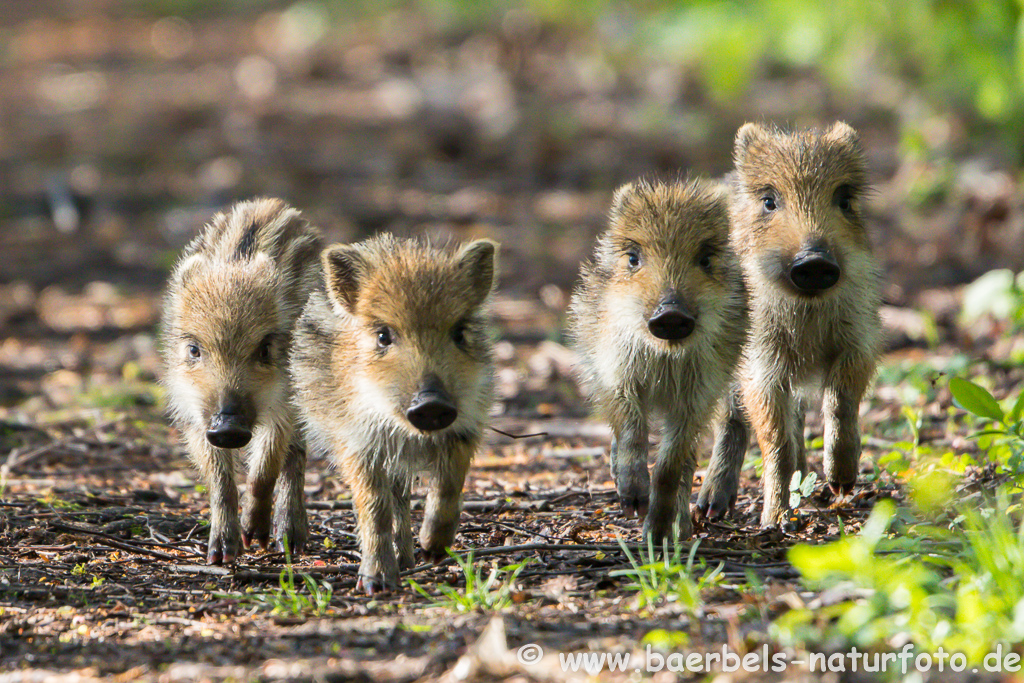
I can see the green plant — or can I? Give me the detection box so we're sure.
[960,269,1024,332]
[610,534,724,614]
[874,399,977,515]
[409,551,530,612]
[777,489,1024,663]
[950,376,1024,481]
[789,470,818,508]
[239,544,333,618]
[37,493,82,511]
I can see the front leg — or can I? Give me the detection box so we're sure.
[340,452,398,594]
[241,422,289,551]
[822,356,873,494]
[644,415,699,542]
[273,439,308,555]
[742,379,796,529]
[607,398,650,519]
[419,436,474,562]
[189,432,240,565]
[392,473,415,570]
[696,387,748,521]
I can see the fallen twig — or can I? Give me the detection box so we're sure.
[172,562,361,583]
[488,426,548,440]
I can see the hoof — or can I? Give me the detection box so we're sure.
[357,575,393,596]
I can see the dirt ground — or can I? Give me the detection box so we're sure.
[2,2,1024,682]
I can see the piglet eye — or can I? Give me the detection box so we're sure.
[698,251,713,273]
[626,250,641,270]
[376,327,393,349]
[257,337,273,364]
[762,195,777,212]
[187,343,201,360]
[835,185,856,215]
[452,323,468,348]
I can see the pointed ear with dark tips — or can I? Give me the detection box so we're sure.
[609,182,636,219]
[322,244,365,314]
[824,121,860,146]
[457,239,499,307]
[734,122,768,167]
[175,253,205,289]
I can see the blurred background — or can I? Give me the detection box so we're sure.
[2,0,1024,417]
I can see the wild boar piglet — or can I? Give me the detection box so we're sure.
[162,198,321,564]
[569,178,748,541]
[696,122,883,528]
[291,235,497,594]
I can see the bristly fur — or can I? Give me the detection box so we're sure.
[291,234,498,593]
[161,197,322,564]
[567,178,749,541]
[696,122,883,528]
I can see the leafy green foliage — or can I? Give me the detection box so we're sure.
[409,551,531,612]
[431,1,1024,147]
[875,402,964,513]
[778,492,1024,662]
[950,376,1005,422]
[874,372,1024,512]
[789,470,817,509]
[778,373,1024,661]
[961,269,1024,333]
[237,544,333,618]
[610,535,723,614]
[950,376,1024,481]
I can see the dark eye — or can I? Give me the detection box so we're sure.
[257,337,273,364]
[452,323,468,348]
[187,343,201,360]
[626,250,641,270]
[835,185,856,215]
[376,326,393,349]
[762,195,777,212]
[698,250,714,273]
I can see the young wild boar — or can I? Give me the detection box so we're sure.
[568,179,748,541]
[162,198,322,564]
[291,235,497,594]
[695,122,882,528]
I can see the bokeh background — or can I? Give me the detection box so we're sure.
[2,0,1024,412]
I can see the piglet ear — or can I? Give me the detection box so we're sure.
[734,122,769,168]
[173,253,206,289]
[823,121,860,146]
[456,239,499,308]
[322,244,366,314]
[609,182,637,220]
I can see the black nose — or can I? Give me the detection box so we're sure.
[789,250,841,293]
[206,412,253,449]
[407,392,458,432]
[648,302,696,341]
